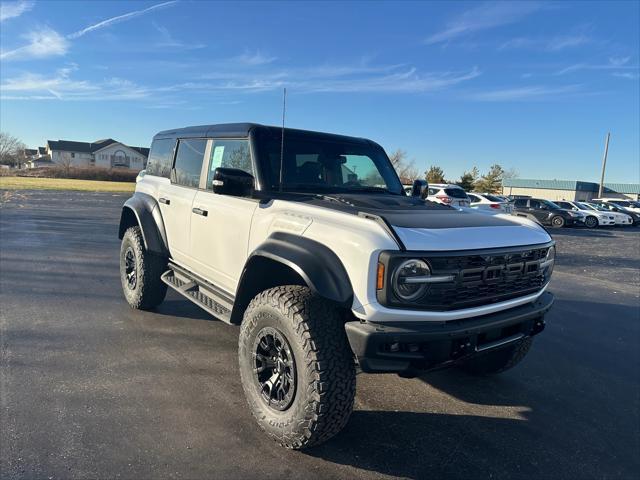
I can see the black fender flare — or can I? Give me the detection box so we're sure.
[118,192,169,256]
[231,231,353,323]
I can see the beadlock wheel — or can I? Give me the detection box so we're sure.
[252,327,297,411]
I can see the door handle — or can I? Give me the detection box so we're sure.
[192,207,208,217]
[159,197,170,205]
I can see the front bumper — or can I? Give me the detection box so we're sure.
[345,291,554,374]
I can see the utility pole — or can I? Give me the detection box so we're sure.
[598,132,610,198]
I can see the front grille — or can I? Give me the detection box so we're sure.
[380,246,551,311]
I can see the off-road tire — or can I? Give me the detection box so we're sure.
[585,216,598,228]
[550,215,565,228]
[120,226,168,310]
[238,285,356,449]
[460,337,533,375]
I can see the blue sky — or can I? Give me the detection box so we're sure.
[0,0,638,183]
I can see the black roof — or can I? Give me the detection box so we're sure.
[46,138,149,156]
[153,123,374,146]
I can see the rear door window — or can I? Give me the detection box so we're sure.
[445,188,468,198]
[172,138,207,188]
[514,199,528,208]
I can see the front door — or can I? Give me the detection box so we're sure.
[158,138,207,267]
[189,139,258,294]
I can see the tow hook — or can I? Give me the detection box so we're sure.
[532,318,546,335]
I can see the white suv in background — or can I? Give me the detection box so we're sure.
[426,184,471,207]
[467,192,513,214]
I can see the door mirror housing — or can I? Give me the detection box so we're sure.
[410,179,429,199]
[212,167,254,197]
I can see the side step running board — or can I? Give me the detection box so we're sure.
[161,262,234,324]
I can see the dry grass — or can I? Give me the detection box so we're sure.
[0,176,135,192]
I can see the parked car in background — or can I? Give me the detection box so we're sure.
[588,202,638,226]
[512,198,584,228]
[493,194,513,203]
[592,198,640,215]
[426,183,470,207]
[581,202,633,226]
[555,201,615,228]
[467,192,513,214]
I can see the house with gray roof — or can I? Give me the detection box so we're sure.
[27,138,150,172]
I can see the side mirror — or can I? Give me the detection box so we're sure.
[410,179,429,199]
[212,167,254,197]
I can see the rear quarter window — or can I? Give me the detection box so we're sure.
[444,188,468,199]
[146,138,175,178]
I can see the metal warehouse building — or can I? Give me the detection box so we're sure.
[502,179,640,201]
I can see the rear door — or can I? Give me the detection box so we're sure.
[513,199,537,222]
[157,138,207,267]
[189,139,259,294]
[528,200,549,223]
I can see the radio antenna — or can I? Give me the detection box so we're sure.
[279,87,286,192]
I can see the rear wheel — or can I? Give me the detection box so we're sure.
[120,226,168,309]
[585,216,598,228]
[550,215,565,228]
[238,285,356,449]
[461,337,533,375]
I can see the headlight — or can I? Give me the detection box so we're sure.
[391,259,431,301]
[541,245,555,277]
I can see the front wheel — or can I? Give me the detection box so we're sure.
[238,286,356,449]
[550,215,566,228]
[585,216,598,228]
[460,337,533,375]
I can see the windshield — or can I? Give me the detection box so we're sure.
[255,132,403,194]
[612,200,631,207]
[577,202,595,211]
[587,203,608,211]
[542,199,562,209]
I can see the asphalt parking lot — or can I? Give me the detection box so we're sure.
[1,190,639,480]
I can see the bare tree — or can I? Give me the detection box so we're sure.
[388,149,419,184]
[59,152,73,174]
[0,132,26,167]
[503,167,519,180]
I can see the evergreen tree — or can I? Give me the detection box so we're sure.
[475,164,505,193]
[456,167,479,191]
[424,165,446,184]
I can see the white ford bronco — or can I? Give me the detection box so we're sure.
[118,123,555,449]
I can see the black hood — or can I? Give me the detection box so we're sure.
[266,192,516,229]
